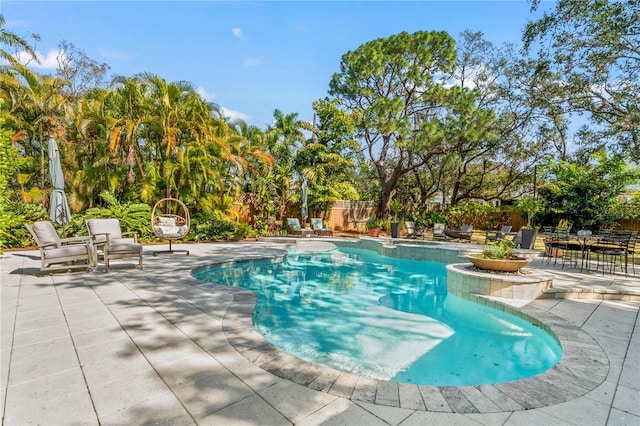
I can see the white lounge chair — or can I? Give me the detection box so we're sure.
[405,221,425,239]
[286,218,314,237]
[444,225,474,242]
[432,223,446,240]
[311,218,333,236]
[485,225,513,243]
[26,221,94,272]
[86,218,143,271]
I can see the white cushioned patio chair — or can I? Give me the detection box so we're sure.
[26,221,94,272]
[86,218,143,271]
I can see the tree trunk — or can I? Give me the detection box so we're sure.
[379,182,396,219]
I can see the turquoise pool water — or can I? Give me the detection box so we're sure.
[193,247,562,386]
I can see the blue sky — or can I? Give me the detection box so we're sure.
[3,1,554,128]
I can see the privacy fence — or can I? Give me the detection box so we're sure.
[234,200,640,233]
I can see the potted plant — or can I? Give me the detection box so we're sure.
[466,239,532,272]
[366,217,381,237]
[389,201,403,238]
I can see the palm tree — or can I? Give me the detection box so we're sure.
[66,88,115,209]
[0,14,40,89]
[3,69,70,199]
[103,75,151,196]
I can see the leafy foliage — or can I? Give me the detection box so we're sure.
[446,200,498,229]
[537,152,640,230]
[481,239,516,260]
[525,0,640,161]
[83,191,152,238]
[517,196,543,226]
[2,12,639,249]
[424,211,448,228]
[189,212,255,241]
[328,30,458,218]
[366,217,381,229]
[1,201,48,249]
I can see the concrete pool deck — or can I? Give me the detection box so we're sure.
[1,239,638,425]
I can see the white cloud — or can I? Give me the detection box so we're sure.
[5,19,32,29]
[196,86,216,102]
[244,57,262,67]
[232,27,243,38]
[98,49,132,60]
[15,49,62,70]
[221,107,251,122]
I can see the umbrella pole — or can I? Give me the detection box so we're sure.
[60,210,67,238]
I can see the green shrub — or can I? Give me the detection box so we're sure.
[482,239,515,259]
[366,217,381,229]
[424,211,447,228]
[447,201,498,229]
[189,213,249,241]
[83,191,152,239]
[232,223,255,240]
[1,202,48,249]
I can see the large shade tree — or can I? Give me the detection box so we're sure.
[328,30,458,218]
[524,0,640,161]
[437,31,555,206]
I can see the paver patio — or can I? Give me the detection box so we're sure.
[1,239,638,425]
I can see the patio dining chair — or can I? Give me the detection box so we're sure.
[86,218,143,271]
[589,232,632,276]
[626,232,637,276]
[26,221,95,273]
[542,226,556,260]
[545,228,580,269]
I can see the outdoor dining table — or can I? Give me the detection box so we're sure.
[546,229,600,272]
[570,232,602,272]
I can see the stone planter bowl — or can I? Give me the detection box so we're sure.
[466,254,532,272]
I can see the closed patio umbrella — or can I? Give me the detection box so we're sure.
[48,138,71,236]
[301,175,308,222]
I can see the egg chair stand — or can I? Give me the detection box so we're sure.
[151,197,190,256]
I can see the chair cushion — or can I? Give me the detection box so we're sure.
[154,225,188,238]
[87,219,123,243]
[108,242,142,253]
[287,218,303,231]
[32,221,62,248]
[156,216,177,227]
[111,237,136,244]
[42,244,89,259]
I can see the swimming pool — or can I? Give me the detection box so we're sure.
[193,247,562,386]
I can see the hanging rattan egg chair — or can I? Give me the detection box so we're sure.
[151,197,190,255]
